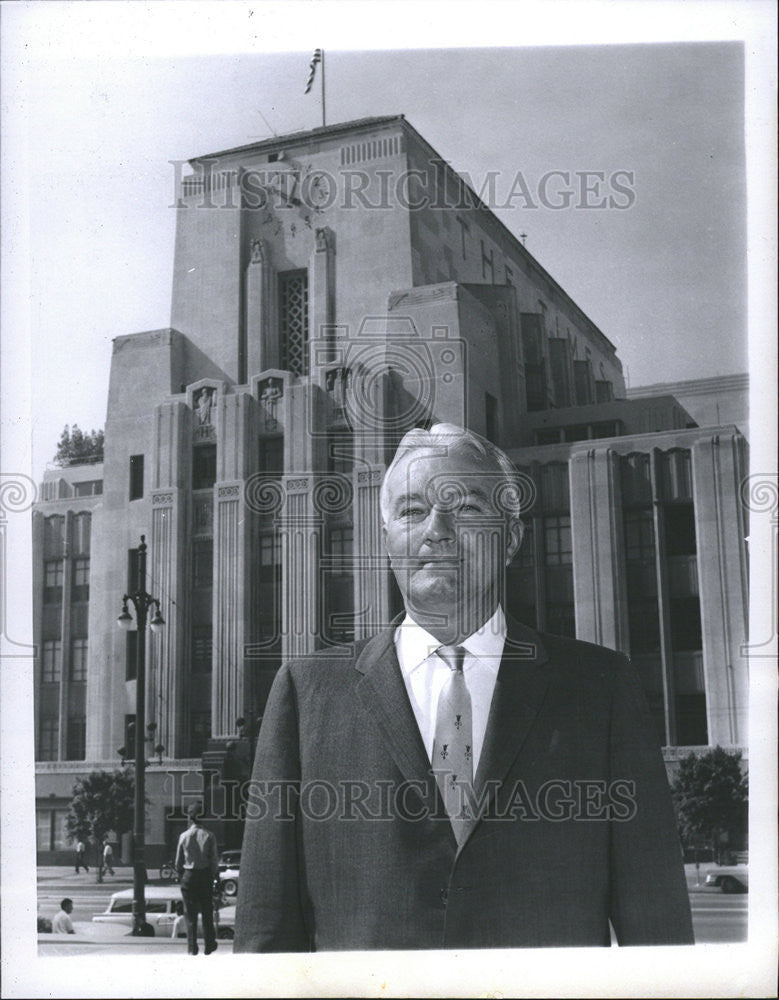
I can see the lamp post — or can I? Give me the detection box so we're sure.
[117,534,164,936]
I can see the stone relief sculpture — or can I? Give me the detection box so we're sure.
[196,387,214,425]
[260,378,283,431]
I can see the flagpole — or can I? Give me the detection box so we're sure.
[321,49,326,127]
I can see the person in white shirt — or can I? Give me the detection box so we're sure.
[52,898,75,934]
[175,802,219,955]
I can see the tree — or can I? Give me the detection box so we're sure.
[65,769,135,881]
[672,746,748,864]
[54,424,104,466]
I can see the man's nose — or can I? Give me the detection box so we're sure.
[425,505,455,542]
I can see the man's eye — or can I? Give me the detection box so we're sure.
[459,503,482,514]
[399,506,425,518]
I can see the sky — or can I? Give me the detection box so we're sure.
[2,9,759,479]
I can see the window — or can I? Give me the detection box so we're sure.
[595,380,613,403]
[192,445,217,490]
[279,270,309,377]
[129,455,144,500]
[670,597,703,651]
[66,716,86,760]
[74,480,103,496]
[44,560,64,603]
[259,532,281,567]
[42,640,61,683]
[128,548,140,591]
[258,437,284,478]
[328,525,353,562]
[191,712,211,757]
[36,809,69,850]
[72,557,90,602]
[44,516,65,557]
[624,510,655,561]
[543,516,572,565]
[126,631,138,681]
[38,718,58,761]
[665,504,697,556]
[193,540,213,589]
[562,425,589,443]
[71,638,88,681]
[534,428,562,446]
[192,627,213,673]
[573,360,593,406]
[628,599,661,654]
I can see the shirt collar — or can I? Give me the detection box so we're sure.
[396,605,507,676]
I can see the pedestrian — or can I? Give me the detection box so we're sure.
[52,898,76,934]
[75,839,88,873]
[175,801,219,956]
[102,839,114,876]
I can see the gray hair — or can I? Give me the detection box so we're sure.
[380,423,523,524]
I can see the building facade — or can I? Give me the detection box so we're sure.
[33,116,749,863]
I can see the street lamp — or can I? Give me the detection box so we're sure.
[117,534,164,936]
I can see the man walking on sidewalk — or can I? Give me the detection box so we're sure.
[101,839,115,876]
[75,840,88,873]
[175,801,219,956]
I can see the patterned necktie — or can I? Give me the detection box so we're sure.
[433,645,473,845]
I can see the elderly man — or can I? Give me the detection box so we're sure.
[234,424,693,951]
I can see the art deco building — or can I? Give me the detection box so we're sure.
[33,116,749,862]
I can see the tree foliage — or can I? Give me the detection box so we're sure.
[65,769,135,876]
[54,424,104,466]
[671,746,748,862]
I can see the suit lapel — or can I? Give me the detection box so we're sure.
[354,628,434,789]
[468,616,551,831]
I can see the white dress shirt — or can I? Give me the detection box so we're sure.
[394,606,507,773]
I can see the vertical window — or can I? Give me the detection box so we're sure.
[624,510,655,560]
[42,640,61,683]
[128,548,140,591]
[44,560,64,603]
[192,628,213,673]
[193,540,213,589]
[71,638,88,681]
[66,716,86,760]
[328,525,354,562]
[38,718,58,761]
[258,437,284,478]
[191,712,211,757]
[279,270,309,377]
[259,531,282,567]
[72,557,90,602]
[192,445,217,490]
[543,516,572,565]
[129,455,144,500]
[125,631,138,681]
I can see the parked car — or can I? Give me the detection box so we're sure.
[218,850,241,873]
[219,867,240,897]
[93,886,235,937]
[704,865,749,893]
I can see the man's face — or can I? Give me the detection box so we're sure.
[64,901,73,914]
[382,445,521,638]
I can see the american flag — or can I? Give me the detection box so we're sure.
[304,49,322,94]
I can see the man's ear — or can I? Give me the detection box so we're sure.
[381,523,388,552]
[505,517,524,566]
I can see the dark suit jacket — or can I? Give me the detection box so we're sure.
[234,617,694,951]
